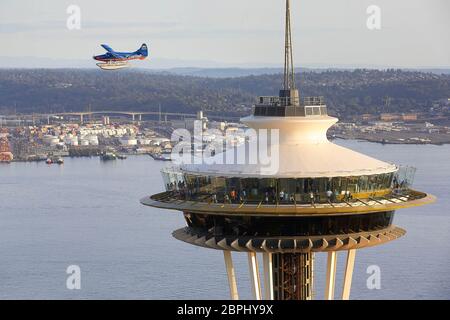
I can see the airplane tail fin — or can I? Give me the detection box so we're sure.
[137,43,148,57]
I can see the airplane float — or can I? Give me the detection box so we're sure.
[93,43,148,70]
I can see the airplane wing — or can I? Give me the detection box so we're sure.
[101,44,121,58]
[101,44,114,52]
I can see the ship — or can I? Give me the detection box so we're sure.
[100,151,117,161]
[150,147,172,161]
[0,131,13,163]
[45,155,64,165]
[149,152,171,161]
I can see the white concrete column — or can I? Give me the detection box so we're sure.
[325,251,338,300]
[247,252,262,300]
[223,251,239,300]
[262,253,274,300]
[341,249,356,300]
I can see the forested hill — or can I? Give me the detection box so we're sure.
[0,68,448,119]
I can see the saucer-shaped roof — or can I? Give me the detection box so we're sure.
[180,115,397,178]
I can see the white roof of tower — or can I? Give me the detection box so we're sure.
[179,115,397,178]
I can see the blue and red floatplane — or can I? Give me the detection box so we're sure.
[93,43,148,70]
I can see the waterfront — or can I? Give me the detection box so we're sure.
[0,140,449,299]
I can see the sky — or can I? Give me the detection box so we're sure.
[0,0,449,68]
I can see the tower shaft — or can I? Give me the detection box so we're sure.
[272,253,313,300]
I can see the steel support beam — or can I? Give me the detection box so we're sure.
[223,251,239,300]
[325,251,337,300]
[247,252,262,300]
[341,249,356,300]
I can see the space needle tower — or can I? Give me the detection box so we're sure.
[141,0,435,300]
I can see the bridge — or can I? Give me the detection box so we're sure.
[49,111,196,123]
[27,110,241,123]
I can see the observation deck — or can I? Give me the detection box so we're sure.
[141,188,434,217]
[141,189,434,253]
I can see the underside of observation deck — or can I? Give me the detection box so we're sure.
[172,225,406,253]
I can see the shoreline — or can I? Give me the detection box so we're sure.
[8,152,150,163]
[332,135,450,146]
[5,137,449,164]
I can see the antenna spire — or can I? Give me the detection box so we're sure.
[283,0,295,90]
[279,0,299,106]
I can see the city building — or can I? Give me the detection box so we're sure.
[380,113,400,121]
[402,113,418,121]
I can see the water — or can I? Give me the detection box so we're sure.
[0,140,449,300]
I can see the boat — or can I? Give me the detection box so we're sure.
[45,154,64,165]
[149,152,171,161]
[0,153,12,164]
[160,148,173,161]
[0,136,14,163]
[100,151,117,161]
[117,154,127,160]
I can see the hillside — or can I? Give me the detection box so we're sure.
[0,68,448,119]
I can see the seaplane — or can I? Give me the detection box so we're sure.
[93,43,148,70]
